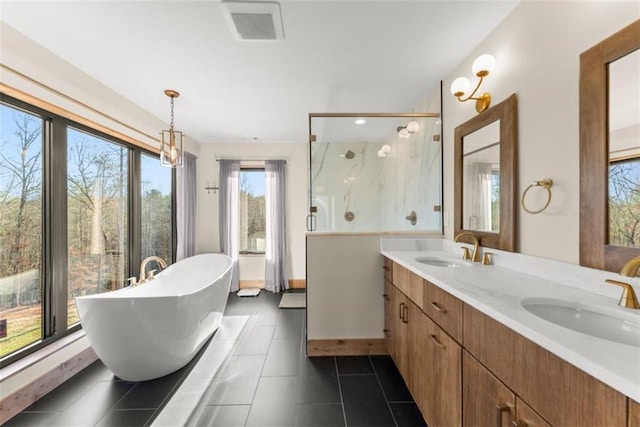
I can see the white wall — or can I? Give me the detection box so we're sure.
[441,2,639,263]
[196,142,308,280]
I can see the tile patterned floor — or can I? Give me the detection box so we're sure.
[7,291,426,427]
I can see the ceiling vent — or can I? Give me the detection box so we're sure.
[221,1,284,41]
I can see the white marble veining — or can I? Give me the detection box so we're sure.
[310,117,442,232]
[380,238,640,401]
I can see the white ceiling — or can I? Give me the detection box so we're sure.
[0,0,519,144]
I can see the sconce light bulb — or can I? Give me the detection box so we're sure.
[398,127,411,139]
[472,54,495,77]
[381,144,391,154]
[406,120,419,134]
[377,150,386,158]
[450,77,471,97]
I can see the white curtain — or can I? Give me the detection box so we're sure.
[265,160,289,293]
[219,160,240,292]
[176,152,197,261]
[465,162,494,231]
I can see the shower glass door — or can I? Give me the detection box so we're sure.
[308,113,442,233]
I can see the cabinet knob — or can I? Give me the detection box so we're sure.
[382,265,390,271]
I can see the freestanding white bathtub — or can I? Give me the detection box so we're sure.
[76,253,232,381]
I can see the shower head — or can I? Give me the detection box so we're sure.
[345,150,355,159]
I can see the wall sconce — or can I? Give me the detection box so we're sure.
[450,54,495,113]
[160,89,184,168]
[396,119,420,139]
[205,183,219,194]
[377,144,391,158]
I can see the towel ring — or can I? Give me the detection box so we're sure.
[522,179,553,214]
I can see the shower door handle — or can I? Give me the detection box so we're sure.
[306,213,316,231]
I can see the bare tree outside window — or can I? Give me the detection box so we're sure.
[0,105,43,358]
[239,169,266,253]
[609,158,640,248]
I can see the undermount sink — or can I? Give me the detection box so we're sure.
[521,298,640,348]
[415,256,470,268]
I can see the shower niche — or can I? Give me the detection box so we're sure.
[308,113,442,233]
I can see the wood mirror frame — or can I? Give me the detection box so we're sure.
[579,20,640,272]
[454,93,518,252]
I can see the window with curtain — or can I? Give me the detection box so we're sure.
[239,168,266,254]
[0,94,175,365]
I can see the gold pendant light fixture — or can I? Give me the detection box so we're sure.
[160,89,184,168]
[450,54,496,113]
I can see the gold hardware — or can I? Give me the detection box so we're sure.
[496,403,511,427]
[428,333,445,349]
[402,304,409,323]
[620,255,640,277]
[451,54,495,113]
[522,179,553,214]
[399,302,405,319]
[482,252,493,265]
[139,256,168,284]
[430,301,448,313]
[605,279,640,309]
[460,246,471,260]
[127,277,137,287]
[455,231,481,262]
[309,134,317,142]
[382,265,390,271]
[382,293,390,301]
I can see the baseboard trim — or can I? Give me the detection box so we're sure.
[0,346,97,424]
[289,279,306,289]
[307,339,388,356]
[239,279,306,290]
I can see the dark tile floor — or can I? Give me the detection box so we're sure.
[7,291,426,427]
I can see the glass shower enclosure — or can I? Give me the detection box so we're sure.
[307,113,442,233]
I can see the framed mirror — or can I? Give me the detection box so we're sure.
[580,20,640,272]
[454,94,517,252]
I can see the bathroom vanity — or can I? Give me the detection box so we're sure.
[381,239,640,427]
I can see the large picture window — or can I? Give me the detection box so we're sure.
[67,128,129,326]
[0,95,175,364]
[0,103,44,358]
[609,157,640,248]
[239,168,266,254]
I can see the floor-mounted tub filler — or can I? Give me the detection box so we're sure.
[76,253,233,381]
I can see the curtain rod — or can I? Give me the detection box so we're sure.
[215,158,289,162]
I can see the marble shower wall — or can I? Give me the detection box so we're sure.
[311,117,442,232]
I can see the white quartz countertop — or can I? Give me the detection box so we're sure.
[381,248,640,402]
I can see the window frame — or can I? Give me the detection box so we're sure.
[0,93,176,367]
[238,166,266,256]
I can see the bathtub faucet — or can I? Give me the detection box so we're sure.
[139,256,168,283]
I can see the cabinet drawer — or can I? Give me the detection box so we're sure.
[383,257,393,282]
[463,304,627,426]
[392,263,424,310]
[423,279,463,342]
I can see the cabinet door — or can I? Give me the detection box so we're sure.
[383,279,394,357]
[514,398,551,427]
[419,311,462,427]
[463,350,515,427]
[630,398,640,427]
[393,287,410,378]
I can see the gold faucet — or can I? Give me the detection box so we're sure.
[454,231,481,262]
[620,255,640,277]
[139,256,167,283]
[606,256,640,309]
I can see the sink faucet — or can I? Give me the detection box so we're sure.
[620,255,640,277]
[454,231,481,262]
[606,256,640,309]
[139,256,167,283]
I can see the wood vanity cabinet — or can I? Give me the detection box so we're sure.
[463,351,550,427]
[464,304,627,426]
[382,257,632,427]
